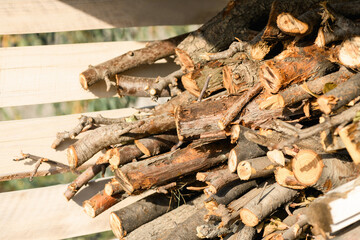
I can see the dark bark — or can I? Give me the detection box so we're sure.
[134,132,178,156]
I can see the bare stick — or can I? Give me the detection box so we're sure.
[197,74,212,102]
[218,82,263,130]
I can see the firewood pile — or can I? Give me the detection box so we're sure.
[29,0,360,239]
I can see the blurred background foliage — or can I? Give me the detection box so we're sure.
[0,25,199,239]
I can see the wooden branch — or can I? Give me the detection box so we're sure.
[108,145,143,168]
[110,193,175,238]
[152,90,197,116]
[338,36,360,70]
[306,176,360,234]
[240,182,298,227]
[64,163,108,201]
[83,190,125,218]
[317,72,360,115]
[228,225,256,240]
[218,82,263,130]
[175,0,275,67]
[339,122,360,165]
[228,126,268,173]
[237,156,279,180]
[197,167,239,194]
[134,132,178,157]
[274,166,306,190]
[260,67,353,109]
[292,150,357,192]
[259,45,336,94]
[115,140,232,194]
[104,178,123,196]
[196,223,231,239]
[68,113,175,168]
[277,10,320,36]
[79,33,188,91]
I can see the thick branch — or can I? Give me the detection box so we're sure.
[83,190,125,218]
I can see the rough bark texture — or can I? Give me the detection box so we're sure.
[83,190,125,218]
[240,182,298,227]
[116,75,170,97]
[79,33,188,90]
[108,145,143,168]
[115,140,232,194]
[259,44,336,94]
[134,132,178,156]
[237,156,279,180]
[197,167,239,194]
[317,72,360,115]
[110,193,175,238]
[104,178,123,196]
[68,113,175,168]
[152,90,197,116]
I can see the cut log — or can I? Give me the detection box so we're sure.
[292,150,357,192]
[197,167,239,194]
[259,44,336,94]
[338,36,360,70]
[274,166,306,190]
[104,178,123,196]
[175,0,275,68]
[68,113,175,168]
[260,67,353,109]
[339,122,360,165]
[237,156,279,180]
[108,145,143,168]
[79,33,188,91]
[240,182,298,227]
[306,176,360,234]
[228,126,268,173]
[109,193,175,238]
[134,132,178,157]
[64,163,107,201]
[174,95,239,141]
[317,72,360,115]
[115,140,232,194]
[83,190,126,218]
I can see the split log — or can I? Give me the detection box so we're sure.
[317,72,360,115]
[108,145,143,168]
[291,150,357,192]
[134,132,178,156]
[64,163,107,201]
[339,122,360,165]
[306,176,360,234]
[197,167,240,194]
[274,166,306,190]
[175,95,240,141]
[79,33,188,91]
[228,126,268,173]
[67,113,175,168]
[104,178,123,196]
[109,193,175,238]
[175,0,275,68]
[115,140,233,194]
[83,190,126,218]
[260,67,354,110]
[239,182,298,227]
[338,36,360,70]
[237,156,280,181]
[259,44,336,94]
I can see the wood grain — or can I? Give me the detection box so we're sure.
[0,41,181,108]
[0,108,138,181]
[0,177,156,240]
[0,0,227,34]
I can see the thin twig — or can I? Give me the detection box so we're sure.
[257,181,268,204]
[197,74,212,102]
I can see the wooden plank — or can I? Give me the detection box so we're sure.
[0,108,139,181]
[0,177,156,239]
[0,41,179,107]
[0,0,227,35]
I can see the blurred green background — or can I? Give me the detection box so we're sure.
[0,25,198,239]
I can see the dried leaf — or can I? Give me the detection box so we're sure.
[323,82,337,94]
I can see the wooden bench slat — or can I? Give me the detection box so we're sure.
[0,108,138,181]
[0,177,156,239]
[0,0,227,35]
[0,41,179,108]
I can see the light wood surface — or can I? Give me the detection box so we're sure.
[0,177,156,240]
[0,108,139,181]
[0,0,227,34]
[0,41,179,108]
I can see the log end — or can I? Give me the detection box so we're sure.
[104,182,114,196]
[315,27,326,48]
[259,62,282,94]
[240,208,259,227]
[110,212,126,239]
[259,94,285,110]
[237,161,252,180]
[79,73,89,90]
[230,124,241,144]
[67,145,78,169]
[115,169,135,194]
[274,167,306,190]
[83,200,96,218]
[292,150,324,186]
[276,13,308,35]
[228,149,239,173]
[251,40,272,61]
[108,148,121,167]
[339,36,360,69]
[134,140,151,156]
[317,95,337,115]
